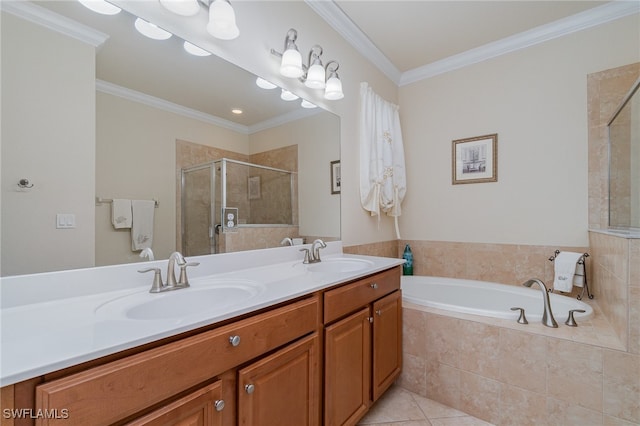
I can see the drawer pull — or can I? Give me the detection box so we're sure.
[214,400,225,412]
[376,309,382,316]
[370,283,378,289]
[229,335,241,347]
[245,384,255,394]
[367,317,374,323]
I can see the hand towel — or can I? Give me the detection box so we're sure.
[131,200,155,251]
[292,238,304,245]
[573,262,585,287]
[553,251,584,292]
[111,199,132,229]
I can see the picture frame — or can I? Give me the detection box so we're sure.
[452,133,498,184]
[248,176,261,199]
[330,160,341,194]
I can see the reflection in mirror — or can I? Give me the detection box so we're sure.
[1,1,340,276]
[608,76,640,230]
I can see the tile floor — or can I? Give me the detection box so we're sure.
[357,385,494,426]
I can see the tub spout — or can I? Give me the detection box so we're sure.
[521,279,558,328]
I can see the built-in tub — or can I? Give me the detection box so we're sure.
[401,276,593,322]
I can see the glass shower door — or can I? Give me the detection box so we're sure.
[181,164,215,256]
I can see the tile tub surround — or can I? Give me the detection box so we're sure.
[400,305,640,426]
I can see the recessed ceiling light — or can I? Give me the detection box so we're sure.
[280,89,298,101]
[301,99,317,109]
[134,18,172,40]
[78,0,121,15]
[183,41,211,56]
[256,77,277,90]
[231,109,243,114]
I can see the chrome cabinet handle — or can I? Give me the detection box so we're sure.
[214,400,225,411]
[229,335,241,346]
[367,317,374,323]
[375,309,382,316]
[370,283,378,289]
[245,384,255,394]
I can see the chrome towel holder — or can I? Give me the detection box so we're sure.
[548,250,593,300]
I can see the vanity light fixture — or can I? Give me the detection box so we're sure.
[300,99,317,109]
[78,0,121,15]
[271,28,344,100]
[158,0,240,40]
[134,17,172,40]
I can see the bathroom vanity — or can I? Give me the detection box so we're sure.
[0,243,402,426]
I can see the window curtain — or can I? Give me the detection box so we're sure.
[359,82,406,238]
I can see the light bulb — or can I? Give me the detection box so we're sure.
[207,0,240,40]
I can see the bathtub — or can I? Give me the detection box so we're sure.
[401,276,593,322]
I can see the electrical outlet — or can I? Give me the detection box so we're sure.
[222,208,238,232]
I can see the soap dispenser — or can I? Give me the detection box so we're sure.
[402,244,413,275]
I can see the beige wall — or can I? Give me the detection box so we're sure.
[398,15,639,248]
[1,13,96,276]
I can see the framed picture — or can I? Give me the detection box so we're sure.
[452,133,498,184]
[248,176,261,199]
[330,160,341,194]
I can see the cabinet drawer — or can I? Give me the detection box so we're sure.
[324,267,400,324]
[35,296,319,426]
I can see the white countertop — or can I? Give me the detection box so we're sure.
[0,242,403,386]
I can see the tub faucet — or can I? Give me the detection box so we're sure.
[280,237,294,246]
[521,279,558,328]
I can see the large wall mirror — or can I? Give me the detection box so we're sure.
[1,0,340,276]
[608,76,640,230]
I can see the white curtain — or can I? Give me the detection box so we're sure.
[359,82,407,239]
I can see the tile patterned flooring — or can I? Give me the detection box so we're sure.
[357,385,494,426]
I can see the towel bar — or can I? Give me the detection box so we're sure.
[548,250,593,300]
[96,197,159,208]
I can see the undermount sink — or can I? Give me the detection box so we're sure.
[96,279,264,321]
[306,258,375,273]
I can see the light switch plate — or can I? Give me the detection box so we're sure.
[56,213,76,229]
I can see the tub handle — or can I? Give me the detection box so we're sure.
[510,307,528,324]
[565,309,586,327]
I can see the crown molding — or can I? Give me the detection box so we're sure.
[0,0,109,48]
[248,107,322,134]
[400,1,640,85]
[96,80,250,134]
[304,0,402,85]
[306,0,639,87]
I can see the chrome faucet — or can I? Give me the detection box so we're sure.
[138,251,199,293]
[300,239,327,264]
[521,279,558,328]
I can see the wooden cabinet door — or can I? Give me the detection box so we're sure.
[238,333,320,426]
[372,290,402,402]
[125,381,224,426]
[324,307,371,426]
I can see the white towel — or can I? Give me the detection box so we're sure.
[573,262,585,288]
[292,238,304,246]
[131,200,155,251]
[111,199,132,229]
[553,251,584,292]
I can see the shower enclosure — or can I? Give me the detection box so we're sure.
[181,158,297,256]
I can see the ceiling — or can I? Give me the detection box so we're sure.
[18,1,638,127]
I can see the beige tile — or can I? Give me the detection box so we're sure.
[404,308,427,357]
[358,385,427,424]
[458,321,500,379]
[458,371,501,425]
[604,414,640,426]
[430,416,494,426]
[629,286,640,354]
[547,339,603,411]
[425,360,460,409]
[547,397,604,426]
[411,393,468,420]
[498,328,547,393]
[399,353,427,396]
[603,350,640,424]
[498,384,547,426]
[425,314,461,368]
